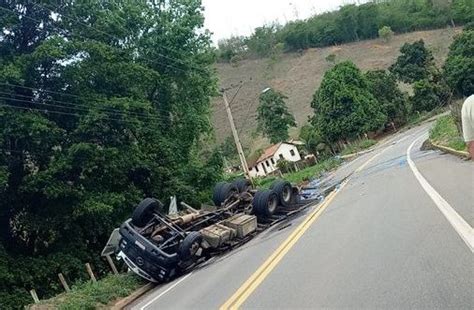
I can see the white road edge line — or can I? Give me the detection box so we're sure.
[407,134,474,253]
[139,272,193,310]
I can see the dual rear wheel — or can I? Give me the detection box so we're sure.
[253,180,294,220]
[211,178,294,220]
[212,178,252,207]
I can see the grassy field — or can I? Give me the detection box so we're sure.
[32,274,143,310]
[429,115,467,151]
[211,27,461,153]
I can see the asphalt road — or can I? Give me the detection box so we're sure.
[129,122,473,310]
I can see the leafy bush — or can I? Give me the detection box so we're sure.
[246,24,280,58]
[443,27,474,97]
[411,78,450,112]
[299,123,324,155]
[378,26,394,42]
[217,36,247,63]
[276,159,291,174]
[325,54,336,64]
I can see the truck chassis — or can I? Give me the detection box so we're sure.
[115,179,324,283]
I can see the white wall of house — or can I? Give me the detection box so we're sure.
[248,143,301,178]
[273,143,301,163]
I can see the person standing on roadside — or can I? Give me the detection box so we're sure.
[461,94,474,159]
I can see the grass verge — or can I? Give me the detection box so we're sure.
[406,106,448,127]
[254,157,342,187]
[340,139,377,156]
[429,114,467,151]
[33,273,143,310]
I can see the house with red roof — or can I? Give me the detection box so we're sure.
[248,142,301,177]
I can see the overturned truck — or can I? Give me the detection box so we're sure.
[116,179,317,283]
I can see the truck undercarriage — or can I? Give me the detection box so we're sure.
[115,179,322,283]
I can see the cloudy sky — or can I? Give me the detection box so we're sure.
[202,0,360,43]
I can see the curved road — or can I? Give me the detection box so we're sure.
[129,122,473,310]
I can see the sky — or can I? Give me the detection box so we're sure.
[202,0,360,43]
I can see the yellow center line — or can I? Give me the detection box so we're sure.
[220,144,394,310]
[220,179,348,310]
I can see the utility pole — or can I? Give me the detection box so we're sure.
[222,91,251,179]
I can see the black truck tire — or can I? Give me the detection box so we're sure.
[212,182,238,207]
[231,178,252,193]
[270,180,293,207]
[212,182,226,206]
[178,232,203,261]
[132,198,161,227]
[252,189,278,219]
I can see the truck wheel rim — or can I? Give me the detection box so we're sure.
[190,242,200,256]
[282,186,291,202]
[267,195,277,213]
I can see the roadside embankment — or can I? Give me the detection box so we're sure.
[429,115,469,159]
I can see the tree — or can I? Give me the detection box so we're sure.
[299,123,331,156]
[365,70,408,125]
[311,61,386,144]
[336,5,360,42]
[452,0,474,24]
[276,159,291,173]
[217,36,247,62]
[443,27,474,97]
[246,24,279,57]
[411,77,451,112]
[389,40,436,83]
[256,89,296,144]
[220,136,238,160]
[378,26,394,42]
[0,0,218,307]
[219,136,249,162]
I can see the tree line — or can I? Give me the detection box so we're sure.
[217,0,472,62]
[0,0,223,308]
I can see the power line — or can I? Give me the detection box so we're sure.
[221,80,254,137]
[0,90,171,122]
[0,78,235,122]
[229,83,243,107]
[0,82,202,122]
[0,81,202,120]
[0,96,173,123]
[0,107,190,162]
[1,102,204,161]
[0,102,154,124]
[0,82,83,100]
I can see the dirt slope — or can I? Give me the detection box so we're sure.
[211,27,461,152]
